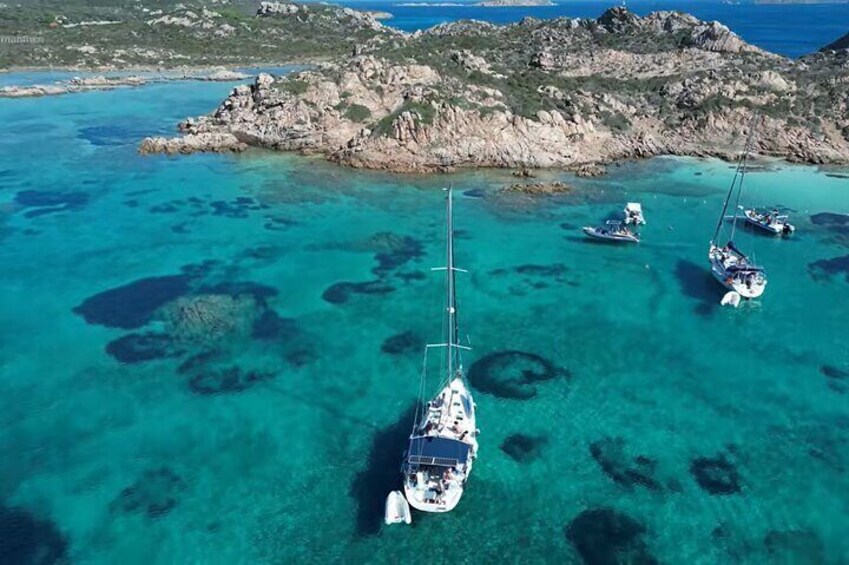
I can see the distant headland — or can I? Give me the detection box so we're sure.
[475,0,556,7]
[136,4,849,175]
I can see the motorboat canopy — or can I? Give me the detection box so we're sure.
[624,202,645,225]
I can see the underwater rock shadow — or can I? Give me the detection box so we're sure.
[0,504,68,565]
[349,404,416,537]
[209,196,269,219]
[494,263,574,294]
[468,350,569,400]
[15,189,90,218]
[112,468,188,519]
[821,365,848,380]
[821,364,849,394]
[381,331,423,356]
[79,123,164,147]
[195,281,279,303]
[188,366,276,396]
[810,212,849,235]
[764,529,825,563]
[322,280,395,304]
[807,254,849,284]
[674,259,717,317]
[690,453,742,496]
[589,437,662,492]
[73,274,193,329]
[251,310,299,341]
[105,332,185,364]
[565,507,657,565]
[501,433,547,463]
[371,234,424,278]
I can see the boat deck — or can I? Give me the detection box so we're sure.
[421,377,476,444]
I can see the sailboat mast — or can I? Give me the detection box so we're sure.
[730,124,755,242]
[713,115,758,243]
[444,187,460,378]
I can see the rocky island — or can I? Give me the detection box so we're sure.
[5,0,845,174]
[139,4,849,174]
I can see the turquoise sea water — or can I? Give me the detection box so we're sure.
[1,75,848,563]
[343,0,849,58]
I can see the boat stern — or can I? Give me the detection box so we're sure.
[404,481,464,513]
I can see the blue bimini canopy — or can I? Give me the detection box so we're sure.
[406,436,470,468]
[726,241,748,259]
[728,264,764,273]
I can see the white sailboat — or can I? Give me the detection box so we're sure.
[401,187,479,514]
[708,120,767,300]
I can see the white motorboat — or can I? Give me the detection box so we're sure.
[583,221,640,243]
[708,117,768,299]
[624,202,646,225]
[400,187,479,514]
[743,208,795,236]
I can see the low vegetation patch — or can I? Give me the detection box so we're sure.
[344,103,372,122]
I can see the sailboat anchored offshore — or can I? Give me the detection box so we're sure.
[385,187,479,524]
[708,117,768,300]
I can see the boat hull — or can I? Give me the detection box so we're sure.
[582,227,639,243]
[405,484,463,513]
[403,377,477,514]
[743,211,794,235]
[709,256,766,299]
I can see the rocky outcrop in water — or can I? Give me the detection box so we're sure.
[140,8,849,173]
[139,132,248,154]
[502,181,572,194]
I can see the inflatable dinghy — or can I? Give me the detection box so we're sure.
[721,291,742,308]
[385,491,412,525]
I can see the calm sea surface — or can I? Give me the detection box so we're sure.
[343,0,849,57]
[1,58,848,563]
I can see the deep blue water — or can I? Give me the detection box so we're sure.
[342,0,849,57]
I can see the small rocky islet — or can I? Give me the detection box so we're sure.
[137,3,849,175]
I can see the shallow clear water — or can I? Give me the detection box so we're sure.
[1,75,848,564]
[343,0,849,58]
